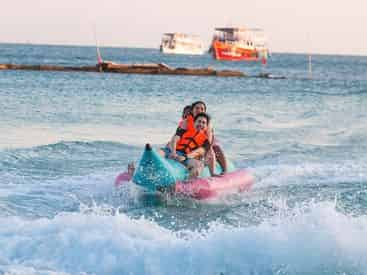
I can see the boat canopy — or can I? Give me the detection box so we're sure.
[163,33,201,39]
[215,27,247,32]
[213,27,266,47]
[161,33,203,47]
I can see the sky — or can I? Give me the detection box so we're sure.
[1,0,366,55]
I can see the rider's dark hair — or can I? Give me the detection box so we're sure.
[194,112,210,124]
[182,105,192,118]
[191,101,207,112]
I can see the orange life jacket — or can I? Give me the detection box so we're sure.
[184,114,213,143]
[176,129,208,154]
[185,115,195,131]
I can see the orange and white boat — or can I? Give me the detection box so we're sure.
[210,27,269,62]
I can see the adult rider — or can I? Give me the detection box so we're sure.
[178,101,228,176]
[161,112,211,178]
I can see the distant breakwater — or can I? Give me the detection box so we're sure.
[0,62,247,77]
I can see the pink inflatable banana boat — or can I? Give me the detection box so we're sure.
[115,169,253,200]
[175,169,253,199]
[114,144,253,199]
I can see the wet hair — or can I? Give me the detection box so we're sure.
[194,112,210,124]
[182,105,192,118]
[191,101,207,112]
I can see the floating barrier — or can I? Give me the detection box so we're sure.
[0,62,246,77]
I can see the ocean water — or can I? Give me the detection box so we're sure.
[0,43,367,275]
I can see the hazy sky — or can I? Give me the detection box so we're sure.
[1,0,366,55]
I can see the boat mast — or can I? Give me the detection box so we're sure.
[93,24,103,65]
[307,33,312,79]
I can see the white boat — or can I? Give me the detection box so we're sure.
[160,33,205,55]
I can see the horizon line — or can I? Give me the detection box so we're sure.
[0,41,366,58]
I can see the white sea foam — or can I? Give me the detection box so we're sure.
[0,202,366,275]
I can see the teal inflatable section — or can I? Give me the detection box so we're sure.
[133,144,235,191]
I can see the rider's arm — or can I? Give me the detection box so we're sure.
[186,147,206,159]
[206,121,214,144]
[168,135,180,157]
[186,139,210,159]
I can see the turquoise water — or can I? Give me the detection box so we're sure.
[0,43,367,274]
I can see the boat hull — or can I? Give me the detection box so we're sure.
[212,40,263,61]
[161,46,204,55]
